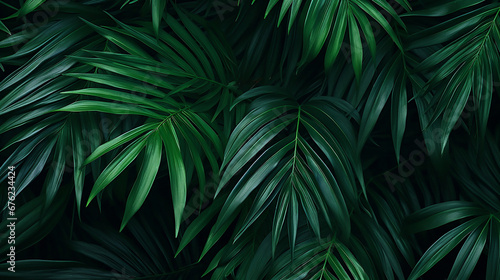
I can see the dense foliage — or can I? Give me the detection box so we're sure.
[0,0,499,279]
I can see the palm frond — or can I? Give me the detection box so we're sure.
[260,0,409,78]
[196,90,363,260]
[407,2,500,152]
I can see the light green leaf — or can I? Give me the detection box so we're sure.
[87,135,149,205]
[120,133,162,231]
[158,120,186,237]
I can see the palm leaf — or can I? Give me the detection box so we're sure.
[408,3,500,152]
[199,91,363,260]
[260,0,408,78]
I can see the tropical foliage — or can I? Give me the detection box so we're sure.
[0,0,499,279]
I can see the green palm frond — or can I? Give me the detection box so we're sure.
[196,89,363,260]
[0,14,104,214]
[402,132,500,279]
[0,193,206,279]
[1,0,500,278]
[54,10,233,235]
[259,0,410,78]
[266,234,370,280]
[408,2,500,152]
[0,0,232,237]
[406,201,498,280]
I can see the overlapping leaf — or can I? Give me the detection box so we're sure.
[0,4,231,237]
[406,201,498,280]
[408,3,500,152]
[267,235,369,280]
[259,0,409,78]
[197,91,363,259]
